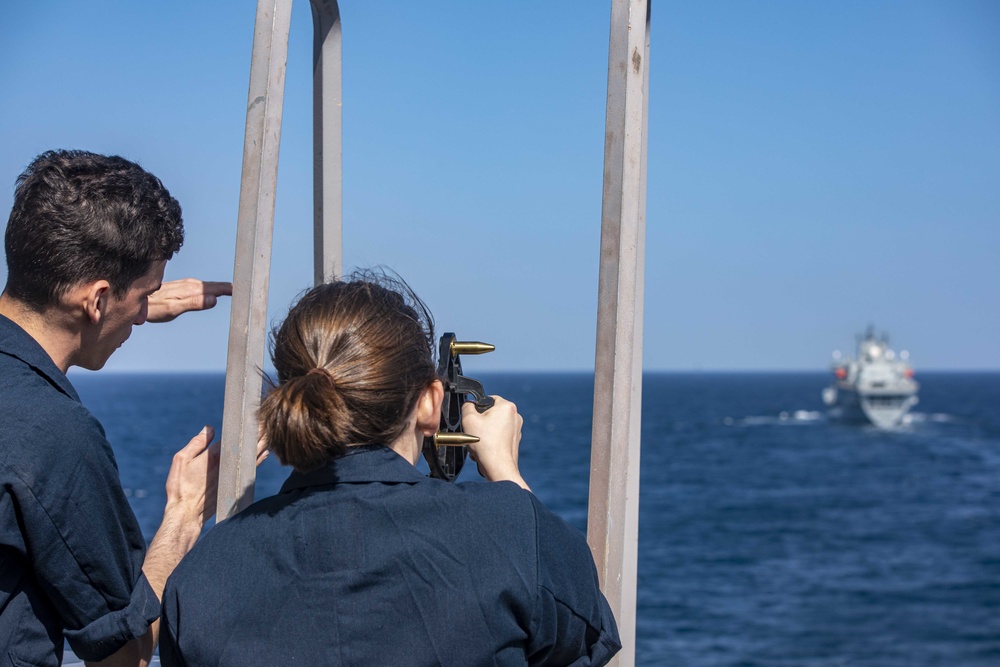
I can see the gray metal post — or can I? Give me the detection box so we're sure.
[310,0,343,285]
[588,0,650,663]
[217,0,294,521]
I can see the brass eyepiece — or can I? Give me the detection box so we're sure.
[433,432,480,447]
[450,341,495,357]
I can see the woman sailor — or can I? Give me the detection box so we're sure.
[159,272,620,666]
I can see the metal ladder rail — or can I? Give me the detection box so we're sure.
[588,1,650,664]
[217,0,342,522]
[311,0,343,285]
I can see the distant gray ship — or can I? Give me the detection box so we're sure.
[822,327,919,428]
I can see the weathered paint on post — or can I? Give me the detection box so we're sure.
[310,0,342,284]
[217,0,293,521]
[219,0,344,520]
[588,0,650,663]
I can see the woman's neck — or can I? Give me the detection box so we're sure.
[387,417,422,466]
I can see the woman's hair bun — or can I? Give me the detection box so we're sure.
[259,368,350,471]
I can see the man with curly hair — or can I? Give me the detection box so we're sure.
[0,150,232,666]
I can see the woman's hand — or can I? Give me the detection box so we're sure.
[461,396,530,491]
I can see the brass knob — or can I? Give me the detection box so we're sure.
[450,341,495,357]
[433,432,480,447]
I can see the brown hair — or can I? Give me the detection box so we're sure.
[259,271,437,472]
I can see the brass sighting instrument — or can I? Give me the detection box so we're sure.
[421,334,494,481]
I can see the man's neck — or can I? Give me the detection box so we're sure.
[0,293,79,373]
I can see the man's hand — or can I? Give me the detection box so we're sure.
[257,426,270,466]
[130,427,220,665]
[146,279,232,323]
[462,397,530,491]
[163,426,221,534]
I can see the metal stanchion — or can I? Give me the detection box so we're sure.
[588,1,651,664]
[218,0,343,520]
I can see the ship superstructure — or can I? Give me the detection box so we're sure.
[822,327,919,428]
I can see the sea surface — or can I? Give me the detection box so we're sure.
[70,371,1000,666]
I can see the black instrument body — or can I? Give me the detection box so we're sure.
[422,333,494,481]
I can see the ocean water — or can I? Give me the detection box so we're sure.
[70,371,1000,666]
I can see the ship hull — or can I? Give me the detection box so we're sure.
[825,385,918,429]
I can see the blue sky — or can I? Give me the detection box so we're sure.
[1,1,997,371]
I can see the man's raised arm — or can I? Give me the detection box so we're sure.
[147,279,233,323]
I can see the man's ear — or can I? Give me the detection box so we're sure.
[78,280,112,325]
[415,379,444,436]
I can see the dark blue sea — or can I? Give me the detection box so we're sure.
[70,371,1000,666]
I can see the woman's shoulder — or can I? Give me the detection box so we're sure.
[448,480,589,548]
[168,492,297,580]
[449,478,536,514]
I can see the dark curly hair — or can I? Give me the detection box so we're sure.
[4,150,184,307]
